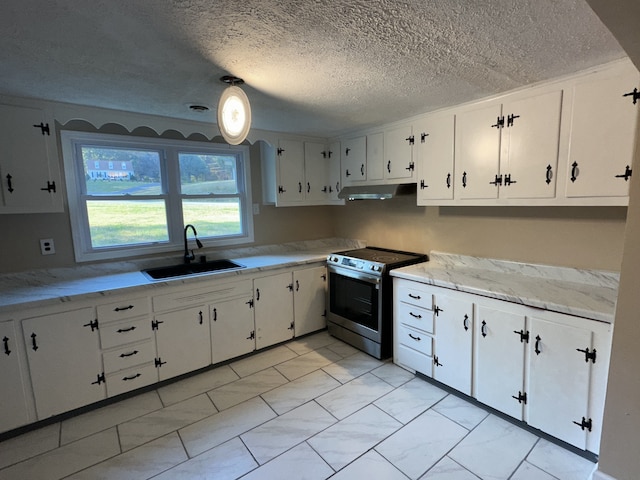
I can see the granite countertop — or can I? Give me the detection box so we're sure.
[0,238,363,315]
[391,251,619,323]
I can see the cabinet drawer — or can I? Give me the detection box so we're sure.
[397,283,433,310]
[397,303,433,333]
[396,344,432,377]
[106,363,157,397]
[102,340,155,374]
[97,297,150,322]
[100,317,152,349]
[153,279,253,312]
[398,324,433,356]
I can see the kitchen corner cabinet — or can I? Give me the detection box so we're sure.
[293,265,327,337]
[383,124,415,181]
[393,278,611,454]
[455,90,561,201]
[0,103,63,213]
[0,320,30,432]
[416,112,455,203]
[564,64,640,199]
[22,307,105,419]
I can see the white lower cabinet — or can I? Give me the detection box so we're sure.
[393,278,611,454]
[211,296,256,364]
[432,294,473,396]
[293,265,327,337]
[475,304,527,420]
[0,320,30,432]
[254,272,295,349]
[22,307,106,419]
[154,305,211,381]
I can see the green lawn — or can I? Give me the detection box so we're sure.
[87,200,241,248]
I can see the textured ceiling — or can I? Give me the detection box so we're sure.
[0,0,627,137]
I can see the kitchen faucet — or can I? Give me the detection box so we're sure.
[183,224,203,264]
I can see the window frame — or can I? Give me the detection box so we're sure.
[61,130,254,262]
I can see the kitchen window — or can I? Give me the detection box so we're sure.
[61,131,253,262]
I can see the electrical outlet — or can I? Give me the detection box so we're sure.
[40,238,55,255]
[252,203,260,215]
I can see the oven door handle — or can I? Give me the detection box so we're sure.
[327,266,381,285]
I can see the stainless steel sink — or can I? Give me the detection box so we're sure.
[142,259,245,280]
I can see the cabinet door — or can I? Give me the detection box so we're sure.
[0,320,30,432]
[328,141,342,202]
[22,308,105,419]
[342,136,366,185]
[565,66,640,198]
[293,266,327,337]
[211,296,255,364]
[416,113,455,202]
[304,142,329,204]
[154,306,211,381]
[432,294,473,396]
[455,104,502,200]
[276,139,305,204]
[501,91,562,199]
[0,104,61,212]
[528,317,592,449]
[254,272,294,349]
[475,304,525,420]
[366,132,384,182]
[384,124,414,180]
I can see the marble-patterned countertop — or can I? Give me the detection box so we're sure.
[391,251,619,323]
[0,238,364,315]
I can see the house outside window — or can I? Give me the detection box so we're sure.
[61,131,253,262]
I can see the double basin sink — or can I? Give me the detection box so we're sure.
[143,259,245,280]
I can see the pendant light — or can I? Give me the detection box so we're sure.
[217,75,251,145]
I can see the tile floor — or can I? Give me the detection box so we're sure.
[0,331,598,480]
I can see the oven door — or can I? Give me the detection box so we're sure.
[327,265,383,343]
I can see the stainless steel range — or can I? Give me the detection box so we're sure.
[326,247,427,359]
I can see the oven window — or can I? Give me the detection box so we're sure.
[330,272,379,331]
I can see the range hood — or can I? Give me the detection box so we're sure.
[338,183,417,201]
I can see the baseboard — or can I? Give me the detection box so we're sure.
[592,468,618,480]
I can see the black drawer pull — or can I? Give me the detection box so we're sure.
[117,326,136,333]
[119,350,139,358]
[3,336,11,356]
[408,333,421,341]
[122,373,141,381]
[114,305,134,312]
[408,293,421,300]
[409,312,422,319]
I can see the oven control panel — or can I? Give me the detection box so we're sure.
[328,255,385,274]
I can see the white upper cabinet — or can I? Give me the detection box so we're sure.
[565,63,640,199]
[455,90,562,202]
[416,112,455,203]
[455,103,502,200]
[366,132,384,182]
[276,139,305,205]
[327,141,342,201]
[342,135,367,185]
[304,141,330,203]
[384,124,415,180]
[0,103,63,213]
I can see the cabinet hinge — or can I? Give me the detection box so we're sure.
[433,355,442,367]
[615,165,633,181]
[513,329,529,343]
[151,319,164,331]
[573,416,593,432]
[503,174,517,186]
[321,150,328,158]
[491,116,505,129]
[421,132,429,143]
[489,174,503,186]
[506,114,520,127]
[406,135,415,146]
[247,330,255,340]
[406,161,415,172]
[33,122,50,135]
[623,87,640,105]
[576,347,597,364]
[155,357,167,368]
[434,305,443,316]
[91,372,106,385]
[83,319,99,332]
[288,321,295,331]
[246,299,254,309]
[512,391,527,404]
[40,181,56,193]
[420,179,427,190]
[277,147,285,156]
